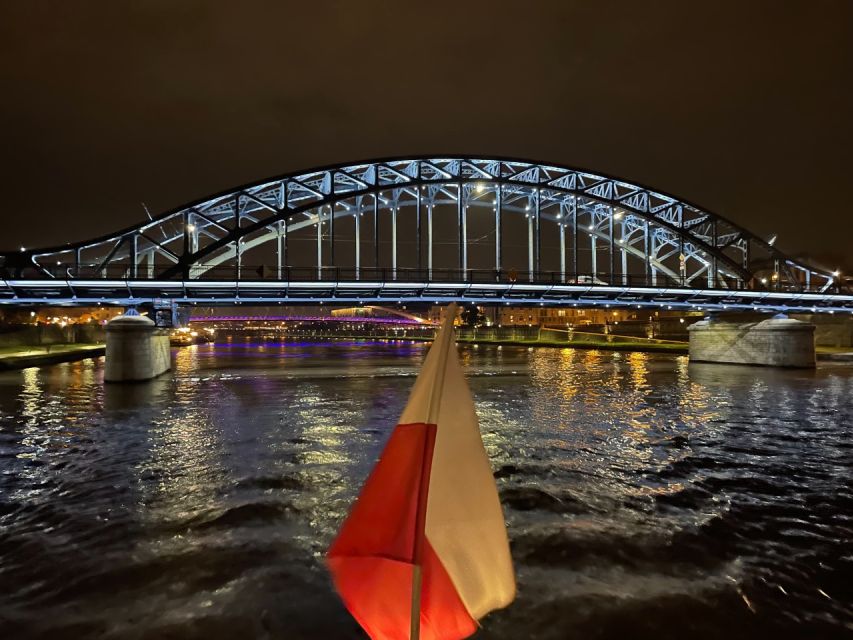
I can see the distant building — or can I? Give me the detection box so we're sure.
[1,306,124,326]
[428,304,702,341]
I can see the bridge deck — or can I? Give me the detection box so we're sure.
[1,274,850,312]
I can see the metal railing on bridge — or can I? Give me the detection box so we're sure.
[14,263,846,295]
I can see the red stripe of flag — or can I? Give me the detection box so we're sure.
[328,422,477,640]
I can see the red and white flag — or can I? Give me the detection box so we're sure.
[328,304,515,639]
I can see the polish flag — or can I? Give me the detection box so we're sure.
[328,304,516,639]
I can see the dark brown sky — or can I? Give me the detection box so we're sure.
[1,1,851,270]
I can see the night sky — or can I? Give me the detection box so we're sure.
[2,2,851,271]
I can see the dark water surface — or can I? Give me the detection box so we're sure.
[0,340,851,639]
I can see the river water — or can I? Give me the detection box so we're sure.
[0,339,851,639]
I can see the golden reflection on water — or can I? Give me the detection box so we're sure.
[18,358,103,451]
[511,348,724,501]
[20,367,42,430]
[628,351,649,391]
[296,390,361,466]
[133,346,228,525]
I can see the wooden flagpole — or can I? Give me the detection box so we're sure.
[409,303,457,640]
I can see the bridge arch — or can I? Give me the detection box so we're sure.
[1,156,838,301]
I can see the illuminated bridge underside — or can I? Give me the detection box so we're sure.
[187,315,427,326]
[2,156,848,312]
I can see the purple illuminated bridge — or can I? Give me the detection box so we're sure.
[188,315,431,326]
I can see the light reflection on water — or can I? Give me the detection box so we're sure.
[0,341,851,639]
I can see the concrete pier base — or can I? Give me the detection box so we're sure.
[104,313,171,382]
[688,314,815,368]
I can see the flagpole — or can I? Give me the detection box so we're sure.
[410,303,457,640]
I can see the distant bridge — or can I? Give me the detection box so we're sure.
[2,156,850,313]
[188,314,428,326]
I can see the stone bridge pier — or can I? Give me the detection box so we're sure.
[104,311,171,382]
[688,314,815,368]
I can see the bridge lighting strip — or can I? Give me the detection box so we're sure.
[1,280,852,312]
[5,279,852,303]
[0,295,851,314]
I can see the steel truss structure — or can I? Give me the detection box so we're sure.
[1,156,849,312]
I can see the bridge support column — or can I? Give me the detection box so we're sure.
[571,197,578,281]
[427,205,433,278]
[316,209,323,279]
[688,314,815,368]
[495,187,502,272]
[527,214,534,281]
[276,219,284,280]
[461,205,468,276]
[104,313,171,382]
[392,207,397,280]
[590,234,597,279]
[354,210,361,280]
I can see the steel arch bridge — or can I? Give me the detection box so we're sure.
[1,156,850,312]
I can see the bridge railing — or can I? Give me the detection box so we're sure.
[3,262,846,295]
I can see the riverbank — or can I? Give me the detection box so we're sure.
[816,346,853,362]
[0,344,105,370]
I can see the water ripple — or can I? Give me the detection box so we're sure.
[0,342,851,639]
